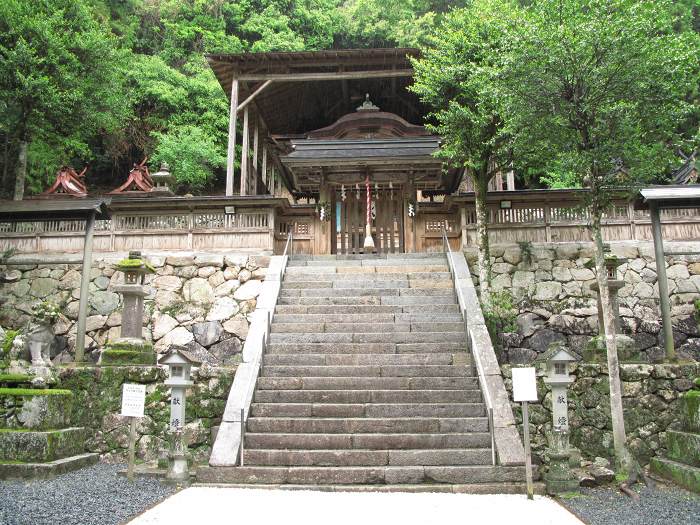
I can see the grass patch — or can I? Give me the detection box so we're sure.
[615,472,629,483]
[0,388,72,397]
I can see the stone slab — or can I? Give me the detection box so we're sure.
[0,452,99,480]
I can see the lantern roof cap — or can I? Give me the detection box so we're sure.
[116,250,156,273]
[158,345,201,366]
[535,343,580,364]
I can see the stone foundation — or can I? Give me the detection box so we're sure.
[466,241,700,364]
[0,252,269,366]
[502,363,700,468]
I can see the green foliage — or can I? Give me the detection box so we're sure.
[1,330,19,357]
[0,374,32,385]
[502,0,700,215]
[482,289,518,341]
[152,125,225,193]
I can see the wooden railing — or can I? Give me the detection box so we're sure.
[0,209,275,253]
[459,199,700,244]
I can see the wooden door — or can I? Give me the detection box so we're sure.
[333,186,404,254]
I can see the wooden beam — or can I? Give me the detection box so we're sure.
[241,107,249,196]
[226,79,239,196]
[237,79,273,113]
[236,69,413,82]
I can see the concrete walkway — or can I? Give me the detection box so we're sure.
[129,487,584,525]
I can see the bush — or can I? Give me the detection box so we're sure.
[482,290,517,343]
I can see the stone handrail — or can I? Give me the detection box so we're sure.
[448,251,526,466]
[208,254,288,466]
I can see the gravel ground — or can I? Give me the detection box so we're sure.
[559,483,700,525]
[0,463,177,525]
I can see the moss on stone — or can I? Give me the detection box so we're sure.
[100,350,156,366]
[0,388,72,397]
[0,374,33,385]
[116,258,156,273]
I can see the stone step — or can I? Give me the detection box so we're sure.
[266,343,468,355]
[278,296,458,306]
[243,433,491,450]
[244,449,492,467]
[262,353,462,366]
[270,322,465,334]
[281,280,454,290]
[290,253,447,261]
[246,417,489,434]
[253,389,481,404]
[279,288,455,298]
[261,365,471,378]
[250,403,486,418]
[196,465,526,485]
[287,258,447,267]
[268,332,465,344]
[272,313,465,324]
[274,304,461,314]
[284,265,449,275]
[192,480,544,495]
[283,272,453,282]
[256,376,479,391]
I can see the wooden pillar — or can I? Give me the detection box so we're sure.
[650,203,675,360]
[318,172,331,254]
[75,210,96,362]
[240,107,249,196]
[226,79,239,196]
[252,120,259,195]
[403,179,416,253]
[261,147,268,192]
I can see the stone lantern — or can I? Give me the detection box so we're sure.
[159,345,201,483]
[586,248,636,361]
[536,343,580,494]
[151,162,175,196]
[101,250,156,365]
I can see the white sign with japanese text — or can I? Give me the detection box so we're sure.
[121,383,146,418]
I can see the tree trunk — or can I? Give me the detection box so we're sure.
[591,212,628,467]
[2,133,9,192]
[473,173,491,304]
[13,139,28,201]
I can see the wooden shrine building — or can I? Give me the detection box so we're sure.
[207,48,462,254]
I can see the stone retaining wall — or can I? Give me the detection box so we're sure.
[466,242,700,364]
[502,363,700,468]
[0,252,270,365]
[58,364,234,464]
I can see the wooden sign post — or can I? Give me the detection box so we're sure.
[121,383,146,481]
[512,367,538,500]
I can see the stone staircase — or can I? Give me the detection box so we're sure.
[199,254,528,490]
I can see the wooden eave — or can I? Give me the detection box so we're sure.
[0,198,112,221]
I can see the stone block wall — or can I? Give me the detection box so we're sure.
[0,252,270,365]
[58,364,234,464]
[466,242,700,364]
[502,363,700,468]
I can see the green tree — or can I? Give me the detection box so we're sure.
[410,0,517,301]
[152,125,225,193]
[0,0,125,199]
[503,0,700,469]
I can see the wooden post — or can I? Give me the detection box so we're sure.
[226,79,239,196]
[650,203,675,360]
[75,210,95,362]
[252,120,259,195]
[241,107,249,196]
[522,401,534,500]
[127,416,137,481]
[261,146,268,191]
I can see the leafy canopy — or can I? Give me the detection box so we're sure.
[503,0,700,206]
